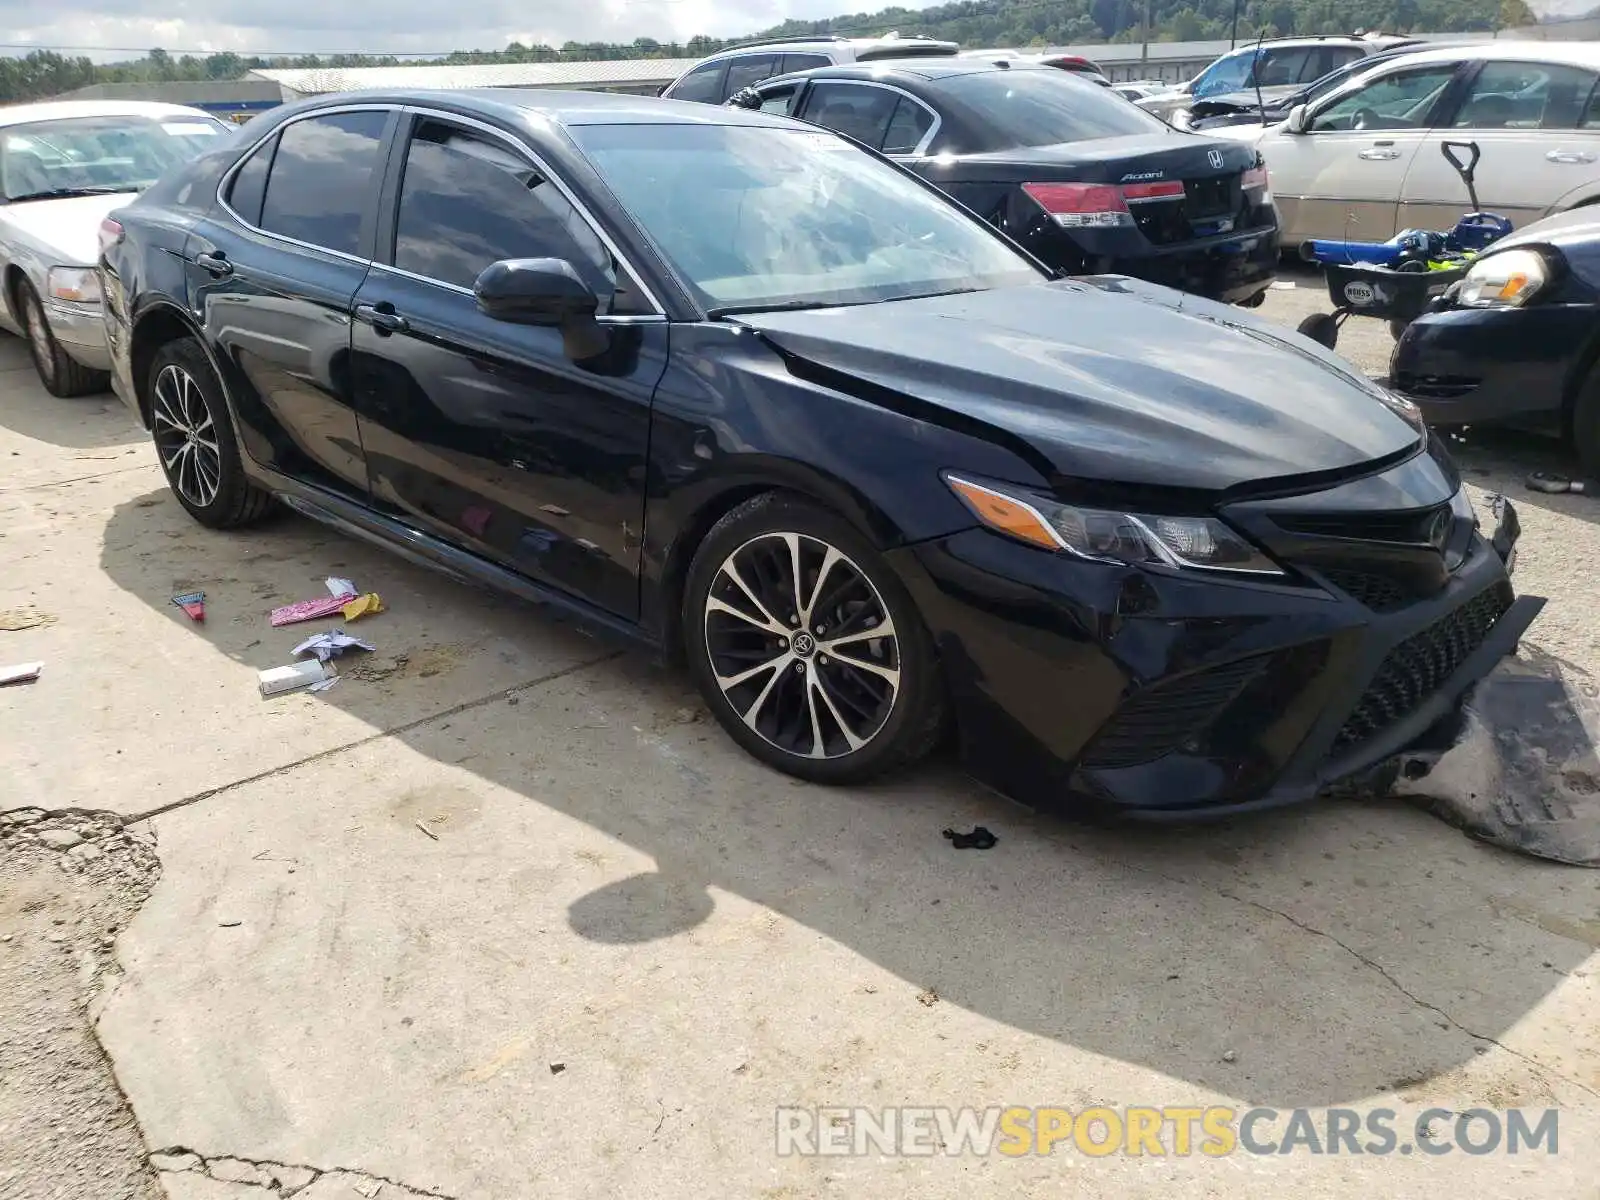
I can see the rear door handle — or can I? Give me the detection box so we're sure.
[1358,147,1401,161]
[193,251,232,277]
[1546,149,1596,164]
[354,303,409,335]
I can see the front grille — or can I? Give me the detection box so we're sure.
[1276,504,1450,544]
[1330,582,1512,754]
[1081,654,1269,770]
[1392,375,1480,400]
[1321,569,1412,613]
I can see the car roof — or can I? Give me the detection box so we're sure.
[0,99,221,129]
[698,33,957,59]
[758,58,1065,84]
[281,88,802,130]
[1351,39,1600,70]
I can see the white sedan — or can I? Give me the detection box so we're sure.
[1243,41,1600,248]
[0,100,234,396]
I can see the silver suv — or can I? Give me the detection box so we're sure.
[661,32,960,106]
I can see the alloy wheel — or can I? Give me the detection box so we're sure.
[22,292,55,388]
[702,532,900,760]
[151,363,222,508]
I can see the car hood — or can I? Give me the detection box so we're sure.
[740,279,1421,494]
[0,193,136,265]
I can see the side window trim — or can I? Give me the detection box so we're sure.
[376,106,666,320]
[797,80,942,156]
[215,104,399,263]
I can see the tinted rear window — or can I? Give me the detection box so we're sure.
[937,69,1171,149]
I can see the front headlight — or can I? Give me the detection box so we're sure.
[1457,247,1552,309]
[47,265,102,305]
[944,473,1283,575]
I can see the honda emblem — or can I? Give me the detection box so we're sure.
[1208,149,1225,170]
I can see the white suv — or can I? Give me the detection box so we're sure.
[661,33,960,106]
[1138,34,1413,122]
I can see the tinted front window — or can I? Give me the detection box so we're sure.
[226,135,274,226]
[0,113,231,201]
[393,120,635,310]
[569,123,1043,312]
[669,61,725,104]
[935,69,1169,150]
[259,111,387,256]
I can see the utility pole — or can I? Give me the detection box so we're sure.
[1229,0,1241,47]
[1141,0,1151,65]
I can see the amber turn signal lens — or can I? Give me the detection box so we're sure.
[945,475,1063,551]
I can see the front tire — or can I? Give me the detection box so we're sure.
[18,279,107,398]
[147,337,274,529]
[683,493,947,784]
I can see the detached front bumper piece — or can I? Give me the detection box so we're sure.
[891,480,1541,820]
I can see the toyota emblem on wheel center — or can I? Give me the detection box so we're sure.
[1208,149,1224,169]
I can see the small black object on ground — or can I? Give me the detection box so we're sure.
[943,826,998,850]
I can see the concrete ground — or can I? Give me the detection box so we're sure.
[2,285,1598,1199]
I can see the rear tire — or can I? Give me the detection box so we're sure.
[1297,312,1339,350]
[682,493,948,785]
[18,279,107,398]
[147,337,274,529]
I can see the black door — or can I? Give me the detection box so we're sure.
[350,115,668,621]
[187,108,397,500]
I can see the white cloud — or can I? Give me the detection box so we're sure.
[0,0,947,60]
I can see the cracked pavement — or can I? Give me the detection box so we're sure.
[2,305,1599,1199]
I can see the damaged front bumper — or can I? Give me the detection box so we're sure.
[890,487,1541,820]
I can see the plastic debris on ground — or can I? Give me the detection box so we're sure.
[0,661,44,686]
[171,590,206,621]
[1526,471,1587,495]
[1397,659,1600,867]
[942,826,998,850]
[292,629,375,664]
[269,577,383,626]
[258,659,334,697]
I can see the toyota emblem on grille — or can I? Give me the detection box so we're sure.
[1208,149,1225,169]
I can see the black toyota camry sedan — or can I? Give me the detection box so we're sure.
[99,89,1540,818]
[727,59,1279,306]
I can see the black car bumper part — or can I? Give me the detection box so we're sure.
[892,485,1538,819]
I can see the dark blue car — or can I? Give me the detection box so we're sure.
[98,89,1537,817]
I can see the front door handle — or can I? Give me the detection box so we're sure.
[1546,149,1597,164]
[1358,147,1401,160]
[193,251,232,277]
[354,303,409,335]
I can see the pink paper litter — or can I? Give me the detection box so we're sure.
[269,595,353,627]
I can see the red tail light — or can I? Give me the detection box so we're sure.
[1242,165,1270,192]
[1023,180,1184,228]
[98,217,124,259]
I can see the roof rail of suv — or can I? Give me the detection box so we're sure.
[716,30,949,52]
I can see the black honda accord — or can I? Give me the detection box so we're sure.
[98,89,1540,817]
[728,59,1279,306]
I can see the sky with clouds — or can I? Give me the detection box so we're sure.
[2,0,953,60]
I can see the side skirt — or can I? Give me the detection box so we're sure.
[255,467,660,652]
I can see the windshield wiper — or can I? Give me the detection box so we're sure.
[6,185,142,203]
[705,299,851,320]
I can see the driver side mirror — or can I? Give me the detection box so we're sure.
[1286,104,1310,134]
[474,258,598,327]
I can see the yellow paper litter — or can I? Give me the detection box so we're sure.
[341,593,385,621]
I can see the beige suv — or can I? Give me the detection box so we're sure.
[661,33,959,106]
